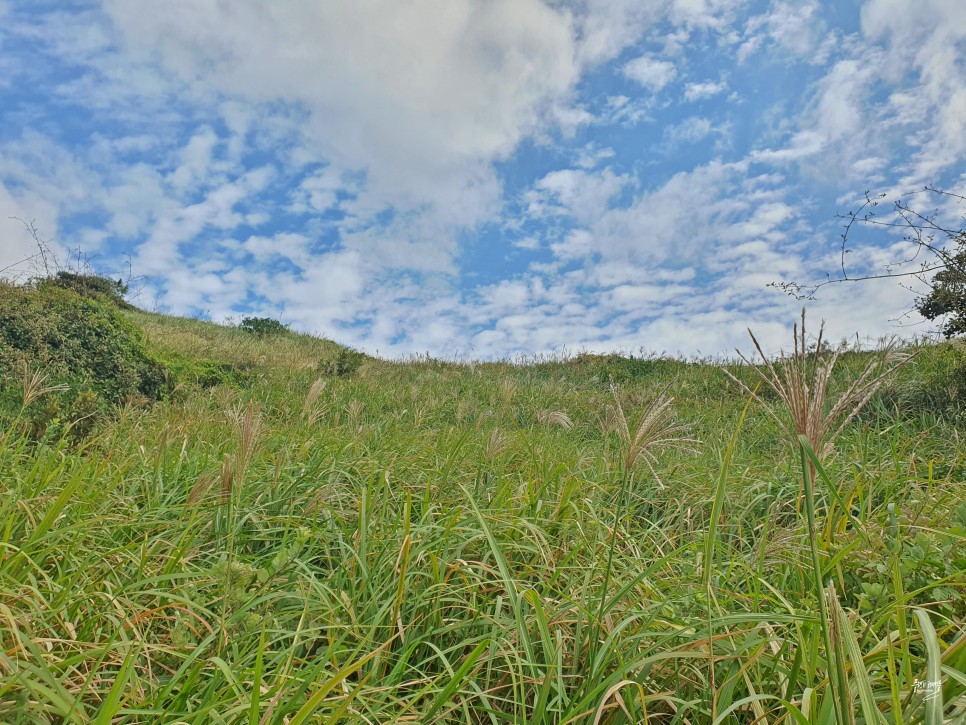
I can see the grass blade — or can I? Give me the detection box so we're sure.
[914,608,944,725]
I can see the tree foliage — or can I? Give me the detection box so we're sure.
[916,232,966,338]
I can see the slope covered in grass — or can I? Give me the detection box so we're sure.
[0,300,964,723]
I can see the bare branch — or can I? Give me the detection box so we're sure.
[4,217,62,280]
[772,186,966,306]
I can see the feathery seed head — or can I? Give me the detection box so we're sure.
[726,308,911,457]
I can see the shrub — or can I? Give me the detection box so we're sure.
[156,351,253,391]
[319,347,365,377]
[0,280,168,429]
[37,271,134,309]
[894,340,966,420]
[573,353,679,385]
[239,317,289,337]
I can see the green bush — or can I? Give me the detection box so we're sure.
[571,353,680,385]
[0,280,168,430]
[156,351,253,390]
[239,316,289,337]
[37,271,134,309]
[319,347,365,377]
[874,341,966,421]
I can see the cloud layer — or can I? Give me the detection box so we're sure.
[1,0,964,359]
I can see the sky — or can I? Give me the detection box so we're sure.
[1,0,964,360]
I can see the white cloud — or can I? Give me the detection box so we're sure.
[663,116,715,146]
[574,143,616,169]
[0,195,63,280]
[550,159,794,270]
[461,226,921,361]
[571,0,664,66]
[270,252,366,324]
[767,1,824,56]
[487,157,900,357]
[288,167,348,215]
[861,0,966,185]
[597,94,655,127]
[133,168,271,279]
[749,56,880,174]
[513,236,541,250]
[0,1,951,361]
[736,35,763,63]
[810,60,875,143]
[669,0,744,33]
[98,163,167,239]
[527,167,629,223]
[102,0,584,222]
[737,0,834,65]
[773,1,826,58]
[168,127,219,193]
[0,132,91,276]
[341,221,458,276]
[683,80,728,102]
[749,0,966,188]
[622,55,677,91]
[239,233,313,269]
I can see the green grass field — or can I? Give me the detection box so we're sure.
[1,303,964,723]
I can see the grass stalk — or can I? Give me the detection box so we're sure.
[799,436,847,723]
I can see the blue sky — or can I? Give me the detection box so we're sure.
[1,0,964,359]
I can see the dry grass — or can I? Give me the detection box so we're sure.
[607,382,701,482]
[227,401,262,493]
[131,310,346,374]
[302,378,327,424]
[485,427,507,462]
[536,409,574,429]
[19,360,68,410]
[725,308,910,457]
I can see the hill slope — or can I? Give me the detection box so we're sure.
[1,291,964,722]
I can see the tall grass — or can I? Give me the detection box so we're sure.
[0,311,963,722]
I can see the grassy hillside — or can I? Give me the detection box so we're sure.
[1,288,964,723]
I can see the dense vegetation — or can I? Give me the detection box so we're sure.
[0,280,166,440]
[0,279,964,723]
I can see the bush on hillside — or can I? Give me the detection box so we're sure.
[319,347,366,377]
[36,271,135,309]
[156,351,253,391]
[902,341,966,419]
[572,353,680,385]
[239,317,289,337]
[0,280,168,436]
